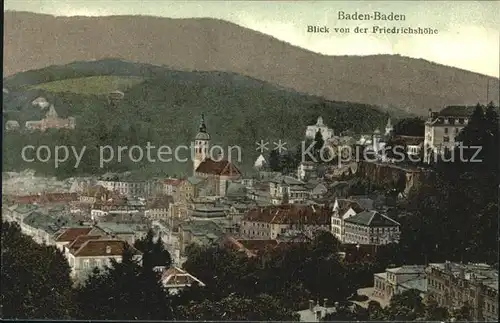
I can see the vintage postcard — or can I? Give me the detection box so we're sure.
[2,0,499,321]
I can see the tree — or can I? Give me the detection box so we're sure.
[75,243,173,320]
[424,298,449,321]
[177,293,300,321]
[314,129,325,161]
[134,229,172,270]
[1,221,75,319]
[268,150,281,172]
[393,117,425,136]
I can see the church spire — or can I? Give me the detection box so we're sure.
[199,113,207,133]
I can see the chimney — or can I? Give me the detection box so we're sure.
[309,300,315,312]
[444,260,452,272]
[323,298,328,307]
[106,245,111,254]
[428,108,433,118]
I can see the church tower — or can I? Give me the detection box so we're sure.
[385,117,394,136]
[193,114,210,174]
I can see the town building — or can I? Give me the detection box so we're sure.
[25,104,76,132]
[191,114,242,196]
[145,195,173,220]
[269,175,309,204]
[423,105,475,163]
[373,265,427,304]
[240,204,331,240]
[297,161,316,181]
[343,210,400,245]
[331,198,365,242]
[97,173,159,198]
[67,238,142,283]
[305,116,335,140]
[426,261,498,321]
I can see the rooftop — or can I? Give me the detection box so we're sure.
[55,227,93,242]
[195,159,242,177]
[72,239,141,257]
[344,210,400,227]
[96,222,135,234]
[161,266,205,287]
[243,204,331,225]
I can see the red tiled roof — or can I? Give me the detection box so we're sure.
[164,179,184,186]
[55,227,93,242]
[72,239,141,257]
[67,235,103,251]
[195,159,241,177]
[243,204,331,225]
[223,236,278,257]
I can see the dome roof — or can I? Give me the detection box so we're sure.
[374,128,381,134]
[195,131,211,140]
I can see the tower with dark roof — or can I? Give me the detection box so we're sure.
[194,114,210,174]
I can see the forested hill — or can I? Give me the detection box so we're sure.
[3,60,392,178]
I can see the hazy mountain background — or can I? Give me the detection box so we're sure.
[4,11,499,117]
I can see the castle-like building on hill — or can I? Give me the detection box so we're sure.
[305,116,334,140]
[25,104,76,132]
[192,114,242,196]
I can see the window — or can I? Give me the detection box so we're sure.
[83,259,90,269]
[444,127,449,134]
[443,136,450,143]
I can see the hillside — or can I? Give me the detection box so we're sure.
[4,11,499,116]
[2,61,390,178]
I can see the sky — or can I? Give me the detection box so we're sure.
[5,0,500,77]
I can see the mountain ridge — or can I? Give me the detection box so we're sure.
[4,11,499,116]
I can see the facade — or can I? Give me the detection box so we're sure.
[163,178,183,196]
[269,176,309,204]
[373,265,427,304]
[423,106,475,163]
[331,199,365,243]
[25,105,76,132]
[240,204,331,240]
[426,262,498,321]
[297,161,316,181]
[305,116,334,140]
[67,238,142,282]
[343,210,400,245]
[145,196,173,220]
[96,178,157,198]
[195,159,242,197]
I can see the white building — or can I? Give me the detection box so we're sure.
[297,161,316,181]
[423,106,474,164]
[254,154,267,168]
[305,116,334,140]
[373,265,427,304]
[343,210,400,245]
[331,198,365,243]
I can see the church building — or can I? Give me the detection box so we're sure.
[305,116,334,140]
[192,114,242,196]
